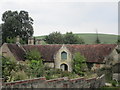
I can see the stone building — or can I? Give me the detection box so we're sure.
[1,43,119,72]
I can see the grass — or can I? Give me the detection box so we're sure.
[35,33,118,44]
[101,86,120,90]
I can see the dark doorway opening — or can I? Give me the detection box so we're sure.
[60,64,68,71]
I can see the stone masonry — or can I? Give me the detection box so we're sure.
[2,74,105,88]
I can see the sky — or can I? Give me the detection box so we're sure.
[0,0,119,36]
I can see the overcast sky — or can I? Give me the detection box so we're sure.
[0,0,119,36]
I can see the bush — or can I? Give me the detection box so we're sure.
[73,52,87,76]
[110,80,117,87]
[2,57,17,82]
[27,60,44,78]
[13,71,28,81]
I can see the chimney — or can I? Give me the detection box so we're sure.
[28,37,34,45]
[35,39,42,45]
[16,35,20,44]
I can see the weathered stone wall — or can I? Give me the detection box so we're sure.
[0,43,16,60]
[2,74,105,88]
[0,78,3,89]
[44,62,54,68]
[113,73,120,81]
[54,45,72,72]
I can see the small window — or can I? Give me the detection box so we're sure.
[61,51,67,60]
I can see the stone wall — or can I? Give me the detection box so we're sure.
[113,73,120,81]
[2,74,105,88]
[0,43,16,60]
[54,45,72,72]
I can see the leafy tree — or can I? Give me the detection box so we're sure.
[2,10,34,44]
[73,52,87,76]
[25,49,44,77]
[64,32,84,44]
[45,31,84,44]
[45,31,63,44]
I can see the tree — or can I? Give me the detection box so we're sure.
[117,35,120,44]
[45,31,63,44]
[64,32,84,44]
[45,31,85,44]
[2,10,34,44]
[95,36,101,44]
[73,52,87,76]
[25,49,44,77]
[95,30,101,44]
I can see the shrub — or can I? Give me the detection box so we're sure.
[12,71,28,81]
[110,80,117,87]
[73,52,87,76]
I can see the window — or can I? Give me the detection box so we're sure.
[61,51,67,60]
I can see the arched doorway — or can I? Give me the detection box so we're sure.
[60,64,68,71]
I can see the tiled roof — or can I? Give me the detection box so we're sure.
[23,45,62,62]
[6,44,117,63]
[66,44,117,63]
[7,44,26,61]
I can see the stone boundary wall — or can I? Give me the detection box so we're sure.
[113,73,120,81]
[2,74,105,88]
[0,78,3,89]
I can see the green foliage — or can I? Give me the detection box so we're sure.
[73,52,87,76]
[45,31,84,44]
[44,67,79,80]
[111,80,117,87]
[95,36,101,44]
[2,57,17,82]
[2,10,34,44]
[36,33,118,44]
[25,49,44,77]
[25,49,41,61]
[2,57,29,82]
[27,60,44,77]
[117,35,120,44]
[6,37,26,44]
[45,31,63,44]
[64,32,84,44]
[12,71,28,81]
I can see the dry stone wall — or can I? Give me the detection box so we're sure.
[2,74,105,89]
